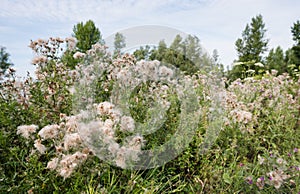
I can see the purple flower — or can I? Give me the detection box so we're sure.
[256,177,265,190]
[294,148,298,153]
[246,176,253,184]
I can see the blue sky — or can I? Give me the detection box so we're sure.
[0,0,299,77]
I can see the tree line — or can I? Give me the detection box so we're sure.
[1,16,300,80]
[230,14,300,80]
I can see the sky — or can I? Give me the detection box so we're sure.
[0,0,299,78]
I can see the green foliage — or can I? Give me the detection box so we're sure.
[291,20,300,46]
[113,32,126,58]
[229,15,269,81]
[290,20,300,75]
[0,46,14,78]
[73,20,103,52]
[235,14,269,63]
[134,34,217,75]
[212,49,224,71]
[266,46,287,74]
[133,45,152,61]
[61,50,82,69]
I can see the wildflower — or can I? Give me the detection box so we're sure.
[63,133,82,151]
[273,180,281,189]
[65,37,75,42]
[246,69,255,74]
[65,116,78,132]
[120,116,135,132]
[59,167,73,179]
[230,110,252,124]
[91,43,105,51]
[115,146,127,168]
[73,51,85,59]
[108,142,120,156]
[290,179,295,185]
[161,85,169,91]
[256,177,265,189]
[258,155,265,165]
[55,145,64,153]
[31,56,47,64]
[27,188,34,194]
[294,148,298,153]
[159,66,173,78]
[267,170,290,189]
[271,69,278,76]
[37,38,46,45]
[55,37,64,43]
[111,109,122,121]
[17,124,38,139]
[101,125,115,140]
[233,62,244,67]
[276,158,286,165]
[127,135,144,151]
[116,69,131,83]
[34,139,46,154]
[254,62,264,67]
[59,152,87,178]
[28,40,38,49]
[104,119,114,129]
[73,151,88,161]
[38,124,59,140]
[245,176,253,184]
[82,147,92,155]
[47,157,59,170]
[97,101,114,115]
[65,37,76,50]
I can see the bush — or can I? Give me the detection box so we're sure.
[1,37,299,193]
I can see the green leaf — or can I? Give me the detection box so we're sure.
[222,172,232,184]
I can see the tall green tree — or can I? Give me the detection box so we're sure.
[0,46,14,78]
[291,20,300,68]
[153,35,209,74]
[291,20,300,45]
[212,49,224,73]
[133,34,214,75]
[62,20,103,69]
[72,20,104,52]
[229,15,269,81]
[266,46,286,74]
[235,14,269,63]
[283,21,300,77]
[133,45,152,61]
[150,40,167,61]
[183,34,215,72]
[170,34,184,52]
[113,32,126,58]
[183,35,202,62]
